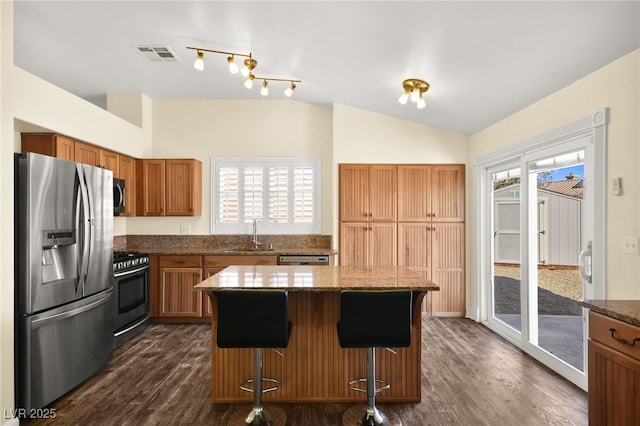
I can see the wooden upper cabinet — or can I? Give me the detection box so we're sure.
[21,133,75,161]
[431,165,465,222]
[74,141,101,167]
[398,165,431,221]
[136,158,202,217]
[137,159,166,216]
[398,164,465,222]
[99,149,119,176]
[118,154,136,216]
[339,164,396,222]
[166,159,202,216]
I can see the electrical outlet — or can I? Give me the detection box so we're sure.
[179,224,190,235]
[623,236,639,255]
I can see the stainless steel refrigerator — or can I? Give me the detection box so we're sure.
[14,152,114,412]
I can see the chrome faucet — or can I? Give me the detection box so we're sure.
[251,219,262,249]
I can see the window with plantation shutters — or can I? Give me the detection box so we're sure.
[212,157,321,234]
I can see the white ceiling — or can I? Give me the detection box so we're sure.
[13,1,640,135]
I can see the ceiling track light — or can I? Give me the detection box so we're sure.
[186,46,256,75]
[399,78,430,110]
[187,46,302,97]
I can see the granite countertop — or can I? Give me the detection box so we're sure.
[194,265,440,292]
[579,300,640,327]
[127,247,337,256]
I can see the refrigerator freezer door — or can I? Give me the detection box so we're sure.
[15,153,81,314]
[80,164,113,297]
[16,289,114,412]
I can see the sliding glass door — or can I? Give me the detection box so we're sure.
[477,111,607,390]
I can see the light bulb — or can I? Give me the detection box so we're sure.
[398,91,409,105]
[241,66,250,77]
[227,56,239,74]
[410,88,420,103]
[417,95,426,109]
[284,82,296,97]
[193,51,204,71]
[261,80,269,96]
[244,74,255,89]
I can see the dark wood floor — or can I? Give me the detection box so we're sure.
[24,318,587,425]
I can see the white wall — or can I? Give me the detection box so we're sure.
[469,49,640,307]
[1,2,16,424]
[124,99,333,235]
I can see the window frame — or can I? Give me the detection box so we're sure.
[211,156,322,235]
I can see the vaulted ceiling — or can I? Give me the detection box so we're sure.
[13,1,640,135]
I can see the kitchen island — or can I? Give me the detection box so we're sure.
[194,265,438,403]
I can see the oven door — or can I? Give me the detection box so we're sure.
[113,264,149,332]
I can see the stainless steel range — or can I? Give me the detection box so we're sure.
[113,251,150,348]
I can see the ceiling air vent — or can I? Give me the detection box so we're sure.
[135,46,179,63]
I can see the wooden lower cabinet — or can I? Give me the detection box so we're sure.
[588,311,640,425]
[398,222,465,316]
[156,256,204,321]
[151,255,278,323]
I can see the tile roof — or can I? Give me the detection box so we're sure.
[539,179,583,199]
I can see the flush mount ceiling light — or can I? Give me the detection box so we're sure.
[187,46,301,97]
[398,78,430,110]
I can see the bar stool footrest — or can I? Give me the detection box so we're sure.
[347,377,390,394]
[239,377,281,394]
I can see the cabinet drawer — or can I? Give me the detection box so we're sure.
[204,255,277,267]
[590,311,640,361]
[159,256,202,268]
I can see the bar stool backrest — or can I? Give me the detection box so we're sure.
[338,290,412,348]
[215,290,290,349]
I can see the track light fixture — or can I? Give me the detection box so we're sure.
[399,78,430,109]
[187,46,301,97]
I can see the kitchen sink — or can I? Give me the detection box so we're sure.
[215,247,274,254]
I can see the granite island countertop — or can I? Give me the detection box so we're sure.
[579,300,640,327]
[194,264,439,292]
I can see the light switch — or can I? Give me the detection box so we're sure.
[623,236,639,255]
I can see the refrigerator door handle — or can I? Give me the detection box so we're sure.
[77,165,91,296]
[30,290,113,330]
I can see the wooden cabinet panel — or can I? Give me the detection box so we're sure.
[339,164,369,221]
[431,165,465,222]
[340,223,369,267]
[369,222,397,266]
[204,256,277,267]
[203,267,223,317]
[100,149,119,175]
[339,164,396,222]
[137,159,166,216]
[136,159,202,217]
[166,159,202,216]
[74,141,100,167]
[118,154,136,216]
[21,133,75,161]
[430,223,465,316]
[398,166,431,222]
[398,223,431,278]
[340,222,396,267]
[588,339,640,425]
[159,267,203,317]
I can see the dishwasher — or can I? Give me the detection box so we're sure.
[277,255,330,265]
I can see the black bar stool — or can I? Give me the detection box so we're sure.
[337,290,413,426]
[215,290,292,426]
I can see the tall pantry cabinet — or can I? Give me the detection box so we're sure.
[339,163,465,317]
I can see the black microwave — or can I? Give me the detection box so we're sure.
[113,178,125,216]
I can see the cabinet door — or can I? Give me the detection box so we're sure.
[339,164,369,222]
[21,133,75,161]
[137,159,166,216]
[430,223,465,316]
[118,155,136,216]
[431,165,465,222]
[340,222,369,266]
[74,141,100,167]
[369,165,397,221]
[166,159,202,216]
[159,267,203,317]
[100,149,119,175]
[588,339,640,425]
[398,165,431,222]
[369,222,397,266]
[398,223,433,314]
